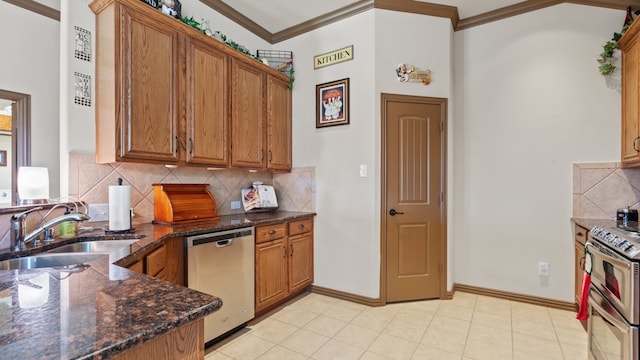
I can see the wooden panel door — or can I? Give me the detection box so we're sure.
[288,232,313,293]
[255,239,288,312]
[120,6,179,162]
[266,75,292,171]
[230,57,265,168]
[383,94,446,303]
[184,36,229,166]
[622,35,640,167]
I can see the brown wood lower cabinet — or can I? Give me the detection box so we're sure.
[255,217,314,315]
[112,319,203,360]
[127,236,185,286]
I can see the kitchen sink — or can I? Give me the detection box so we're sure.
[0,253,108,270]
[47,240,138,263]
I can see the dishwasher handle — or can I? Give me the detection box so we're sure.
[216,239,233,248]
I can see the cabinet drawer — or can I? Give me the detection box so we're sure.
[146,245,167,277]
[128,260,144,274]
[289,219,313,236]
[256,223,286,243]
[575,225,588,246]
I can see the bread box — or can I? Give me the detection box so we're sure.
[152,183,218,225]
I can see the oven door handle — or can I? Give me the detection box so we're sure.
[585,241,632,271]
[589,288,631,334]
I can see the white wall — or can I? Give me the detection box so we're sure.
[374,9,454,291]
[0,1,61,199]
[453,4,622,301]
[278,11,379,297]
[277,9,454,298]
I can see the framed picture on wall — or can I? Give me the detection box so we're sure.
[0,150,7,166]
[316,78,349,128]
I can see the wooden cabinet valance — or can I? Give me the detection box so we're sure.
[90,0,291,171]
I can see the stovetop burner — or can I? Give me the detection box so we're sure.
[590,226,640,260]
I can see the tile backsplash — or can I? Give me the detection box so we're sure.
[0,153,315,250]
[573,162,640,219]
[68,152,315,224]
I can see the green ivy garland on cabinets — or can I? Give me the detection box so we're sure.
[598,7,638,75]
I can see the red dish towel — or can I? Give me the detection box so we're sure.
[576,271,591,320]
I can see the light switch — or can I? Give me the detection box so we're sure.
[359,164,367,178]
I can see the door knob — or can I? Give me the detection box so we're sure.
[389,209,404,216]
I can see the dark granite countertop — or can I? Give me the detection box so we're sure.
[0,210,315,359]
[571,217,616,232]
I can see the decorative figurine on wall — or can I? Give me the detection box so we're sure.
[160,0,181,19]
[395,63,432,85]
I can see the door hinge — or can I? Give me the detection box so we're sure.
[439,263,443,273]
[440,192,444,204]
[440,120,444,132]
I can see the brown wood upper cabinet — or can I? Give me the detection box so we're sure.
[231,57,266,168]
[619,18,640,167]
[230,58,292,171]
[91,0,291,171]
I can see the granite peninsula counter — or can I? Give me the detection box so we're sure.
[0,211,314,359]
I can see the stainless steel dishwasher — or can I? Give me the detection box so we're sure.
[186,227,255,344]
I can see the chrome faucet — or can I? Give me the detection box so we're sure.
[10,207,90,251]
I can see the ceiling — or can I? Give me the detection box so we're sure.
[220,0,522,34]
[10,0,640,43]
[198,0,640,43]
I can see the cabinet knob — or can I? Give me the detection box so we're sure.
[634,137,640,152]
[189,138,193,155]
[268,229,276,235]
[298,224,304,229]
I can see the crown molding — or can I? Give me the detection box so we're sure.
[5,0,640,37]
[457,0,640,31]
[457,0,562,31]
[198,0,271,42]
[375,0,459,29]
[2,0,60,21]
[272,0,374,43]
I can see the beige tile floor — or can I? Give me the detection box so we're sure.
[204,291,588,360]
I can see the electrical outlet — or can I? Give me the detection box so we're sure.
[538,261,550,276]
[88,203,109,222]
[231,201,241,210]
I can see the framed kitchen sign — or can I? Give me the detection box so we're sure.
[0,150,7,166]
[316,78,349,128]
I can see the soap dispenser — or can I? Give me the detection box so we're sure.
[59,208,76,238]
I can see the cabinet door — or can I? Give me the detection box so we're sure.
[266,75,292,171]
[288,232,313,293]
[255,239,288,312]
[622,36,640,167]
[230,57,266,168]
[161,236,185,286]
[120,6,179,162]
[184,36,229,166]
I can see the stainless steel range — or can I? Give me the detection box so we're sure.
[587,225,640,360]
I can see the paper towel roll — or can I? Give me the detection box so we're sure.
[109,185,131,231]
